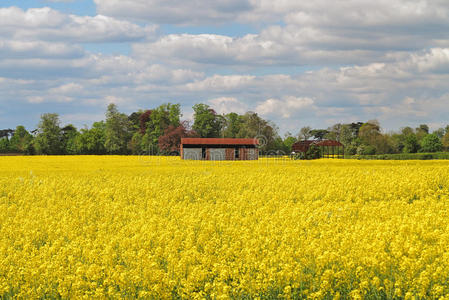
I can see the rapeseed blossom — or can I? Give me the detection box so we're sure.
[0,156,449,298]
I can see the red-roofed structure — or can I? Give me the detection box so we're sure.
[292,140,344,158]
[181,138,259,160]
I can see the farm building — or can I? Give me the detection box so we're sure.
[292,140,344,158]
[181,138,259,160]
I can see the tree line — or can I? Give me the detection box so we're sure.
[1,103,448,155]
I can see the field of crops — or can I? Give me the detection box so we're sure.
[1,156,449,299]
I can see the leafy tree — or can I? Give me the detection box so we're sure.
[158,121,197,154]
[139,104,182,154]
[128,110,143,131]
[61,124,79,154]
[415,124,429,142]
[298,126,312,140]
[105,104,131,154]
[357,144,376,155]
[0,138,10,153]
[326,124,345,141]
[433,128,446,139]
[311,129,329,141]
[236,112,279,153]
[283,133,297,153]
[9,126,33,153]
[401,126,414,136]
[76,122,107,154]
[139,110,152,134]
[442,130,449,151]
[304,145,321,159]
[222,113,243,138]
[34,113,63,155]
[192,103,224,138]
[403,134,420,153]
[128,132,143,155]
[147,103,181,143]
[417,124,429,134]
[420,133,442,153]
[349,122,364,138]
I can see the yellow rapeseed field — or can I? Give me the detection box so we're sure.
[1,156,449,299]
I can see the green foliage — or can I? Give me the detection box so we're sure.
[310,129,329,140]
[105,104,132,154]
[403,134,420,153]
[298,126,312,140]
[61,124,79,154]
[128,132,143,155]
[6,102,449,158]
[192,103,223,138]
[144,103,181,149]
[0,138,10,153]
[237,112,279,153]
[349,152,449,160]
[282,135,297,153]
[9,125,33,153]
[75,122,107,155]
[442,130,449,150]
[222,113,243,138]
[419,133,442,153]
[293,145,322,160]
[306,145,321,159]
[34,113,63,155]
[357,144,376,155]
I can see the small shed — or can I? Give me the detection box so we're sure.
[181,138,259,160]
[292,139,344,158]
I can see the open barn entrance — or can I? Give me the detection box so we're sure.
[292,140,344,159]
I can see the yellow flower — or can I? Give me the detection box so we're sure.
[0,156,449,298]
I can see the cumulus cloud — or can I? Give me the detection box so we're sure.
[256,97,315,118]
[185,75,256,92]
[0,7,156,43]
[0,40,84,59]
[94,0,254,25]
[3,1,449,133]
[3,47,449,131]
[127,0,449,68]
[208,97,248,114]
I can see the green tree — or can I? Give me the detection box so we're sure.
[283,133,297,153]
[139,103,182,154]
[311,129,329,141]
[76,122,107,154]
[192,103,223,138]
[0,138,10,153]
[433,128,446,139]
[128,111,143,131]
[420,133,442,153]
[442,130,449,151]
[61,124,79,154]
[105,104,131,154]
[9,125,33,153]
[34,113,63,155]
[298,126,312,140]
[128,132,143,155]
[326,124,343,141]
[237,112,279,153]
[403,134,420,153]
[222,113,243,138]
[415,124,429,142]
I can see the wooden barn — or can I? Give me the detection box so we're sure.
[181,138,259,160]
[292,139,344,158]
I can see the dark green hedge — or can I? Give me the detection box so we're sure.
[346,152,449,160]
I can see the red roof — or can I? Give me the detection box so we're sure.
[181,138,259,145]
